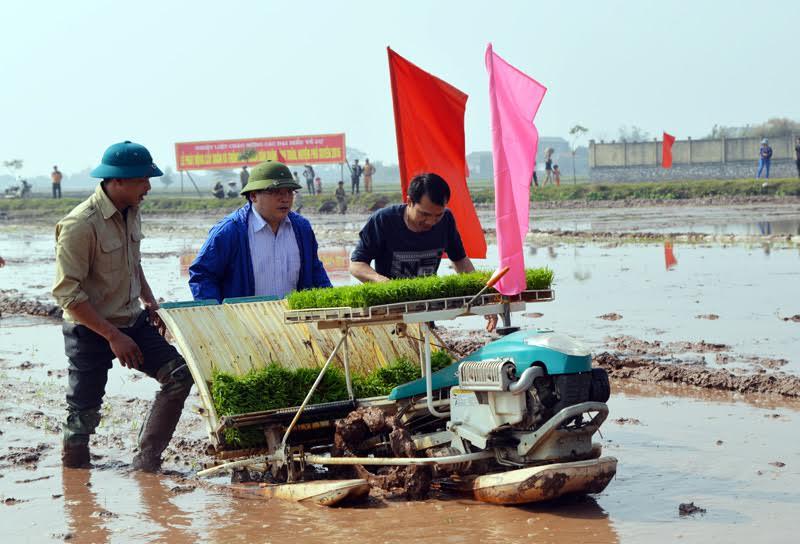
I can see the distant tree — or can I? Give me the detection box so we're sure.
[751,117,800,138]
[161,166,175,189]
[708,124,748,139]
[568,125,588,184]
[3,159,23,176]
[617,125,650,142]
[707,118,800,139]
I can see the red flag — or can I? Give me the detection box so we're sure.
[662,132,676,168]
[387,47,487,258]
[664,241,678,270]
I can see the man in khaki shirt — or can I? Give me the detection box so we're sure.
[362,158,376,193]
[52,140,193,471]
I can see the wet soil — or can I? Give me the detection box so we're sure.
[2,202,800,542]
[0,289,61,319]
[333,406,432,500]
[438,328,800,398]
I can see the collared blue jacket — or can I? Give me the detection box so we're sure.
[189,203,331,302]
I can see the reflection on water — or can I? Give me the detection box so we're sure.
[725,218,800,236]
[62,469,112,544]
[480,241,800,371]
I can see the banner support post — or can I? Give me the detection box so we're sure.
[185,171,202,196]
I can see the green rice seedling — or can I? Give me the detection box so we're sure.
[211,350,457,447]
[525,268,554,290]
[286,268,553,310]
[430,349,454,372]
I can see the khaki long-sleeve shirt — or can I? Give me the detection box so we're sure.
[52,184,144,326]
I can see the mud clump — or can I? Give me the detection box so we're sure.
[96,509,119,519]
[781,314,800,322]
[747,356,788,370]
[334,406,432,500]
[594,352,800,397]
[608,335,729,357]
[0,289,62,319]
[0,443,51,469]
[679,502,706,516]
[170,485,197,494]
[769,461,786,468]
[695,314,719,320]
[598,313,623,321]
[613,417,642,425]
[436,327,496,358]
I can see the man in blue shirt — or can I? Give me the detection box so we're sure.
[350,172,496,330]
[757,138,773,179]
[189,161,331,302]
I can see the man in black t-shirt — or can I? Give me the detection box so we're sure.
[350,172,496,330]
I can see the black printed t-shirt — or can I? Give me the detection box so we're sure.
[351,204,467,279]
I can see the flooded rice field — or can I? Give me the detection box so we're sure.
[1,201,799,543]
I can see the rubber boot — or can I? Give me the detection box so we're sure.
[62,438,91,469]
[132,360,192,473]
[62,408,101,469]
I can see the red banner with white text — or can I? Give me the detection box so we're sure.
[175,133,346,171]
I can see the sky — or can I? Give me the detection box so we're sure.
[2,0,799,177]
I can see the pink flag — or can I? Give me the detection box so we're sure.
[485,43,547,295]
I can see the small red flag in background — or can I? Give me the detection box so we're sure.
[387,47,487,259]
[662,132,676,169]
[664,241,678,270]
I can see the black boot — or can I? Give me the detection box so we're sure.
[61,407,101,469]
[132,360,192,472]
[62,437,91,469]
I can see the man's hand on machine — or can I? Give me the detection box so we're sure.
[485,314,498,332]
[143,299,167,336]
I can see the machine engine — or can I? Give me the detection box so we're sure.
[447,333,610,464]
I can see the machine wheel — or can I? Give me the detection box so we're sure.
[589,368,610,402]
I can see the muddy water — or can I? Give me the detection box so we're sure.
[2,362,798,543]
[2,214,798,371]
[518,202,800,236]
[2,204,800,543]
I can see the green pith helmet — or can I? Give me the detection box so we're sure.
[90,140,163,179]
[240,160,301,195]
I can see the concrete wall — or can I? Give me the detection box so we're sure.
[589,135,799,181]
[467,138,590,179]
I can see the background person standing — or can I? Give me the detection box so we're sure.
[795,137,800,178]
[542,148,554,186]
[52,165,63,198]
[303,164,315,195]
[757,138,773,179]
[349,159,363,194]
[240,165,249,189]
[362,158,376,193]
[335,180,347,214]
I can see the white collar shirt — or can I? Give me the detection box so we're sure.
[247,208,301,298]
